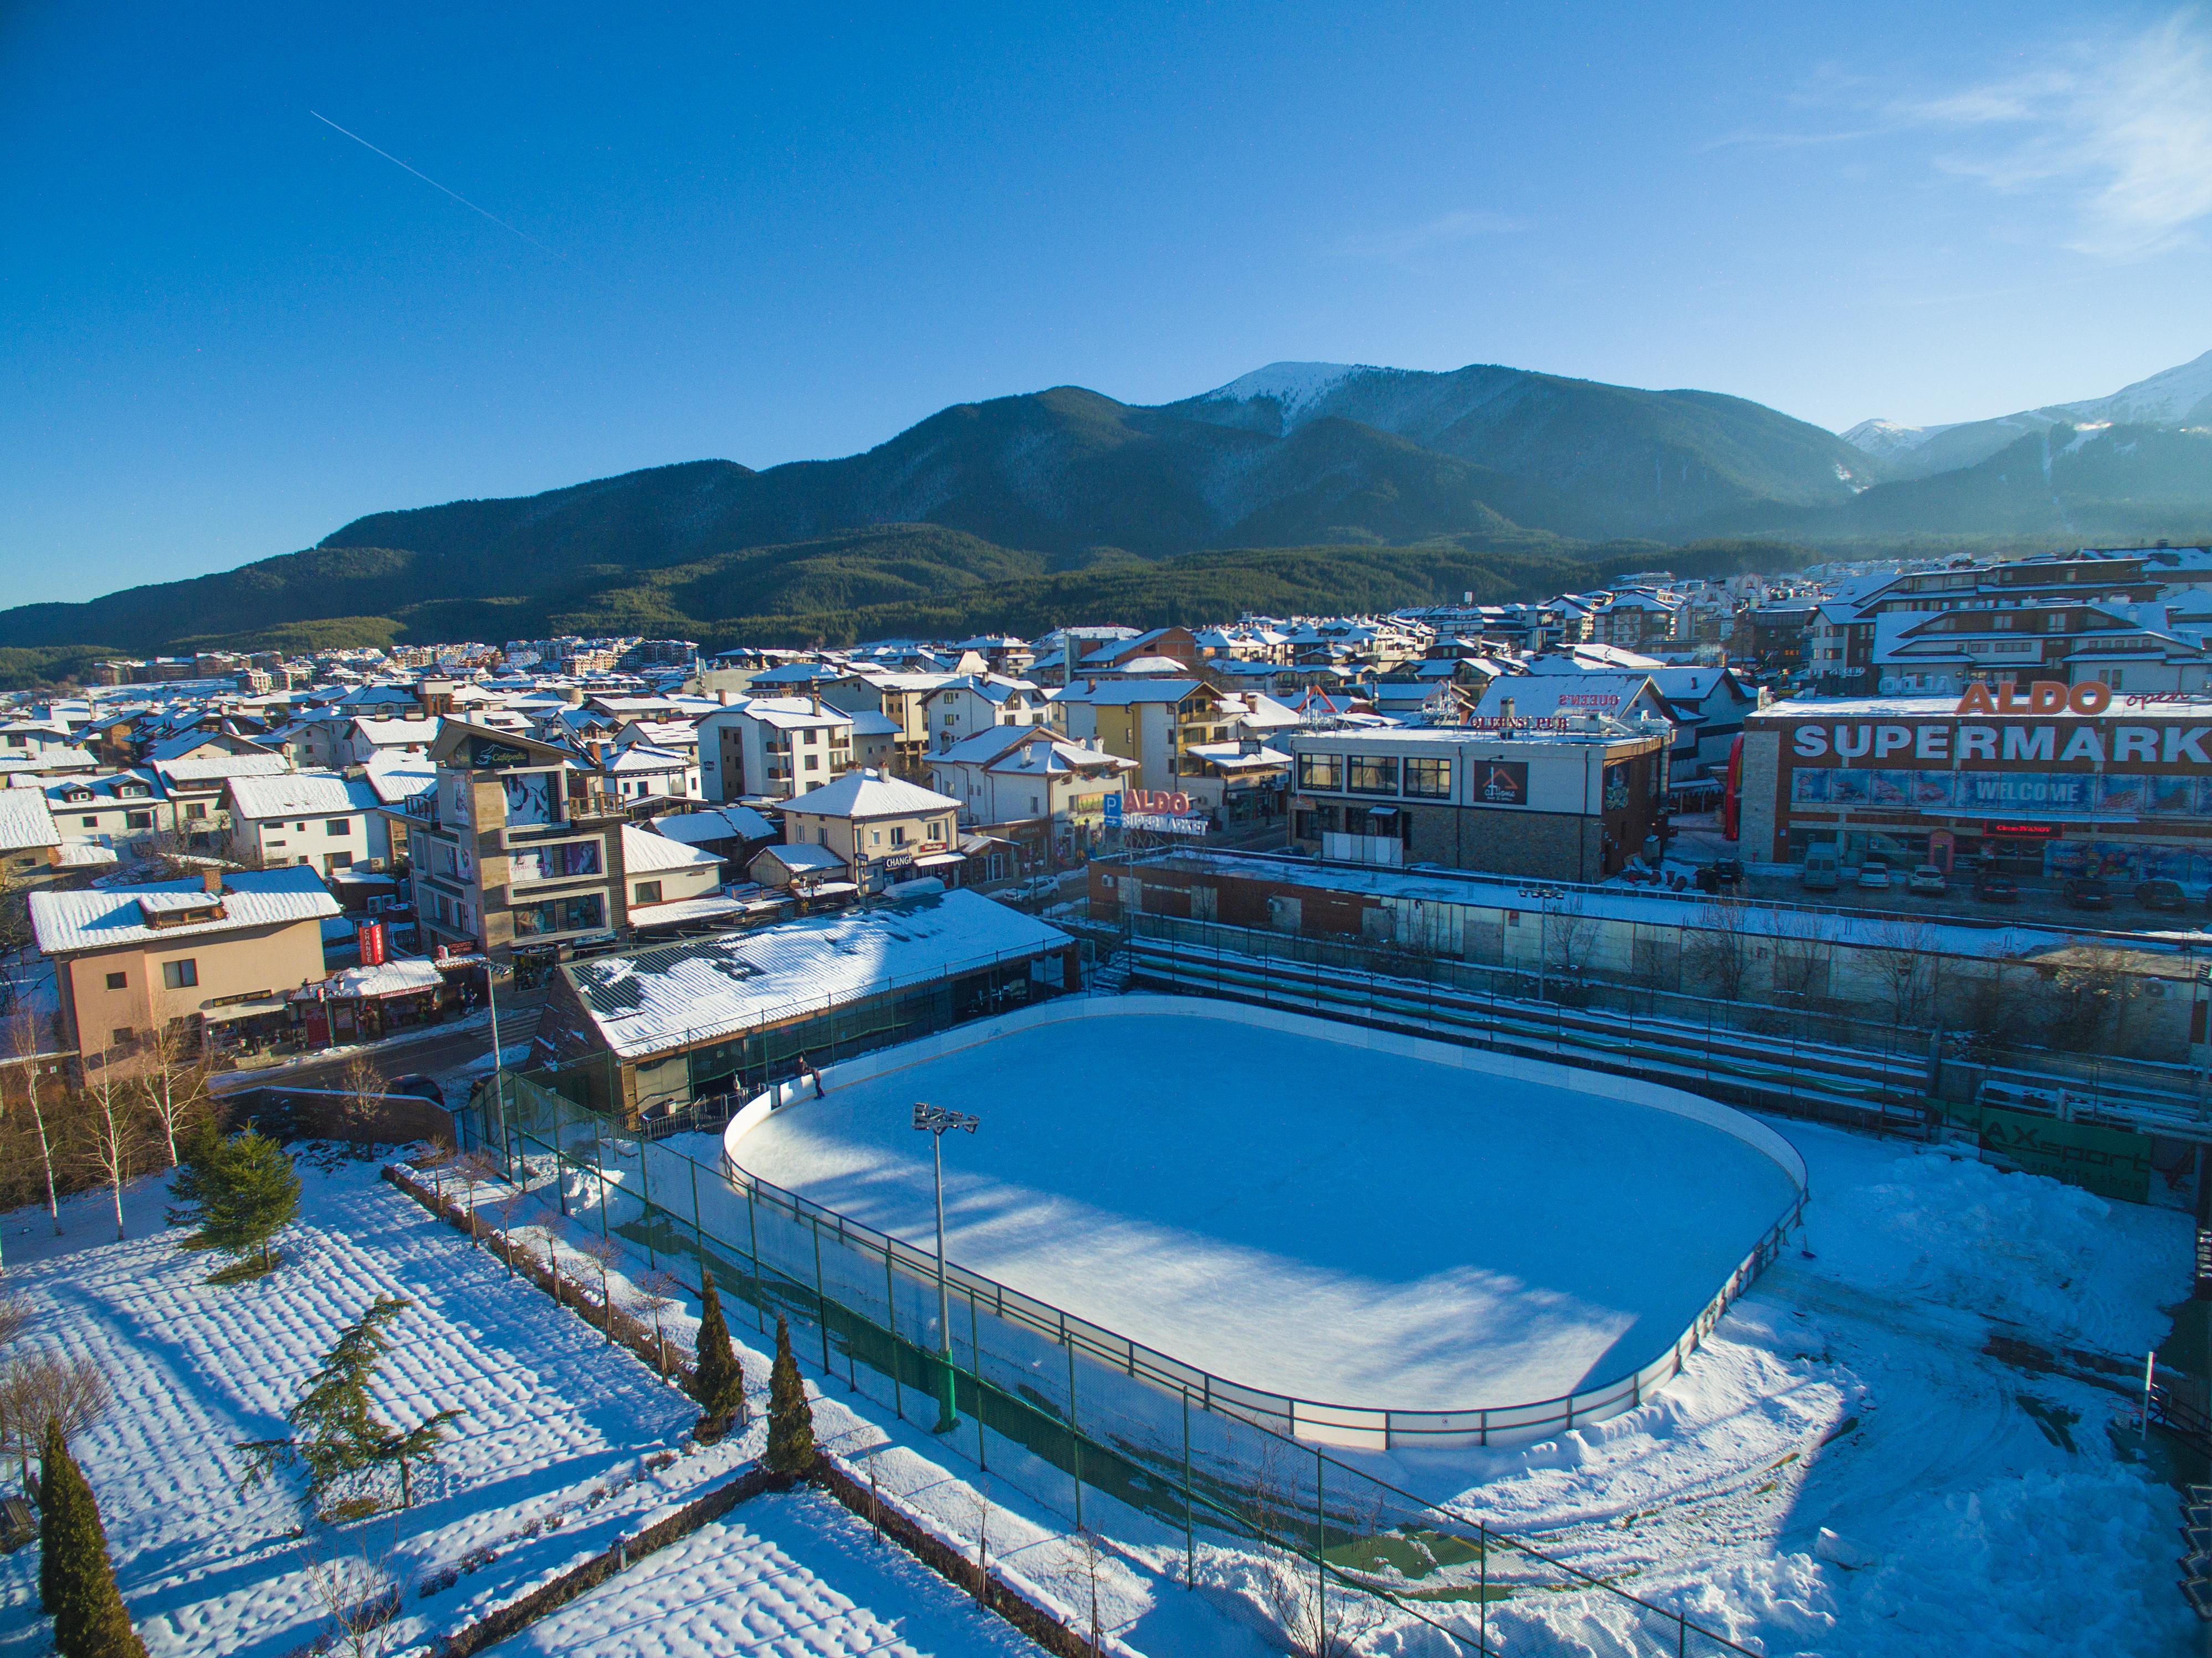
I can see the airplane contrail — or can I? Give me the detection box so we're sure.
[309,110,554,253]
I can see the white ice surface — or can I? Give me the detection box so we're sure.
[735,1012,1801,1409]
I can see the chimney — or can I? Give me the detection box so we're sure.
[1500,696,1516,732]
[718,688,735,705]
[202,868,223,894]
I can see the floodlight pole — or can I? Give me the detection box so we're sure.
[913,1101,979,1434]
[486,948,513,1171]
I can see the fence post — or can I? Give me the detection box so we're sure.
[885,1241,903,1421]
[1183,1388,1195,1590]
[813,1213,831,1378]
[1068,1337,1083,1531]
[590,1115,609,1240]
[746,1178,765,1332]
[1479,1523,1487,1652]
[688,1155,705,1288]
[637,1132,656,1270]
[1314,1445,1325,1654]
[971,1286,987,1472]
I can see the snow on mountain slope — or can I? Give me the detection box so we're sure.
[1188,361,1368,422]
[1841,347,2212,477]
[2059,347,2212,427]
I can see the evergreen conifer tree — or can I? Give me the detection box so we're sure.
[163,1117,225,1234]
[763,1314,815,1476]
[38,1415,62,1614]
[40,1419,147,1658]
[690,1271,745,1441]
[197,1130,301,1273]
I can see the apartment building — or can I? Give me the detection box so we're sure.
[697,697,854,801]
[42,770,171,848]
[224,771,387,874]
[920,675,1054,751]
[1051,678,1230,791]
[401,722,633,957]
[769,770,963,891]
[928,727,1134,857]
[30,868,337,1070]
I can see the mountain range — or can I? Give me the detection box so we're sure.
[4,352,2208,683]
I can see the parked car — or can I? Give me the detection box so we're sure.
[2136,878,2187,912]
[1974,872,2020,903]
[2064,876,2113,911]
[1856,859,1892,890]
[1712,858,1744,889]
[385,1074,446,1107]
[1800,846,1840,891]
[1907,864,1947,895]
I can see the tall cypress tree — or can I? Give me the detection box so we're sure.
[763,1314,816,1477]
[690,1271,745,1441]
[38,1416,62,1613]
[40,1421,147,1658]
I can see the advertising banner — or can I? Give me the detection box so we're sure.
[1476,759,1530,806]
[1977,1104,2153,1203]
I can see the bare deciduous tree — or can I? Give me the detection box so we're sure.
[1867,918,1940,1030]
[1686,898,1756,1002]
[450,1150,500,1248]
[337,1057,388,1151]
[137,1019,211,1169]
[0,1350,111,1491]
[81,1057,140,1242]
[632,1270,684,1379]
[1233,1446,1386,1658]
[5,1004,62,1236]
[2046,945,2138,1052]
[303,1536,407,1658]
[1769,906,1830,1005]
[572,1231,623,1343]
[1543,897,1601,982]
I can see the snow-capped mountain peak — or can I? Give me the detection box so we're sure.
[2066,348,2212,427]
[1195,361,1369,422]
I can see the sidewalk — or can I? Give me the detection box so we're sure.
[209,994,548,1094]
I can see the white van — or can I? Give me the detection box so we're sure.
[1801,846,1841,892]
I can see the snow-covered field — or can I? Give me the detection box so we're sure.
[4,1025,2203,1657]
[734,1007,1802,1408]
[0,1159,1146,1658]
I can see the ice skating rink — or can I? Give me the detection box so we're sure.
[732,1000,1803,1409]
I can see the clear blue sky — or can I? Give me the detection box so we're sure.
[4,1,2208,604]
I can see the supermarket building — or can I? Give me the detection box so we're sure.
[1738,689,2212,886]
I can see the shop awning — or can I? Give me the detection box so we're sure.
[199,997,290,1024]
[912,852,966,868]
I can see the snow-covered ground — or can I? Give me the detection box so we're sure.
[5,1043,2203,1656]
[0,1159,1152,1658]
[735,1010,1800,1409]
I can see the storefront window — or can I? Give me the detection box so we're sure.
[513,893,606,937]
[1296,753,1341,791]
[1346,755,1400,795]
[1404,757,1452,798]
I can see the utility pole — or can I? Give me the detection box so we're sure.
[485,948,514,1170]
[913,1101,980,1434]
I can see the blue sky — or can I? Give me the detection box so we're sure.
[4,1,2209,605]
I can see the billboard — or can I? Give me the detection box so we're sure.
[1977,1104,2152,1203]
[1476,760,1530,806]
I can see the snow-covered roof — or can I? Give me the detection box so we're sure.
[627,894,749,929]
[561,889,1071,1058]
[652,806,778,845]
[619,823,722,873]
[359,758,437,804]
[29,867,339,955]
[227,771,381,820]
[754,842,847,874]
[349,716,439,745]
[324,959,444,999]
[155,753,293,786]
[0,790,61,852]
[781,769,959,820]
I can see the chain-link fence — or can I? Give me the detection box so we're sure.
[467,1059,1766,1658]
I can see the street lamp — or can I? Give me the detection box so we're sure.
[913,1101,979,1433]
[485,950,515,1171]
[1519,885,1566,1002]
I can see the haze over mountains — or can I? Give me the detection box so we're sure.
[4,351,2208,678]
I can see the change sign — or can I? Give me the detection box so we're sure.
[1977,1104,2152,1204]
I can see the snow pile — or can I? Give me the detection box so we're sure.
[1809,1152,2118,1338]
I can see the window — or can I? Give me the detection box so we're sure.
[1297,753,1342,791]
[1346,755,1400,796]
[511,893,607,937]
[871,829,882,846]
[1404,757,1452,798]
[805,755,820,771]
[162,959,198,990]
[633,880,662,903]
[326,817,352,836]
[112,1028,134,1048]
[890,825,908,847]
[105,971,127,990]
[80,815,98,828]
[323,853,351,873]
[185,802,207,820]
[126,811,153,829]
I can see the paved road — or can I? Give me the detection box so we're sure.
[211,996,547,1098]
